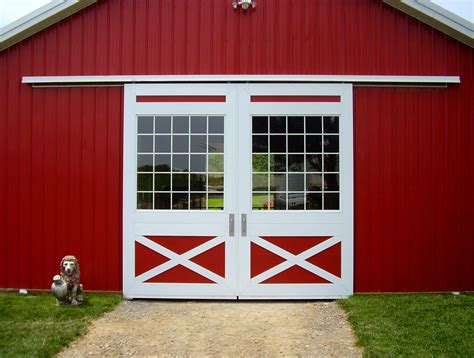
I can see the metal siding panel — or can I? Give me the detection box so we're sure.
[0,54,7,288]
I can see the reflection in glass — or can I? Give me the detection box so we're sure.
[190,174,206,191]
[209,116,224,134]
[306,154,322,172]
[288,116,304,133]
[288,154,304,172]
[138,135,153,153]
[270,154,286,172]
[208,154,224,172]
[271,192,287,210]
[253,174,268,191]
[172,174,189,191]
[190,154,206,172]
[270,116,286,133]
[323,116,339,133]
[173,116,189,133]
[253,154,268,172]
[154,193,171,209]
[208,194,224,210]
[288,193,304,210]
[155,135,171,152]
[324,193,339,210]
[137,174,153,191]
[288,135,304,153]
[137,193,152,209]
[208,174,224,191]
[270,174,286,191]
[306,135,322,152]
[138,116,153,134]
[306,193,322,210]
[253,116,268,133]
[190,193,206,210]
[324,174,339,191]
[172,154,189,172]
[324,154,339,172]
[288,173,304,191]
[324,135,339,152]
[138,154,153,172]
[173,135,189,153]
[191,116,207,133]
[155,174,171,191]
[306,174,322,191]
[155,116,171,133]
[306,116,322,133]
[155,154,171,172]
[252,193,269,210]
[191,135,207,153]
[172,193,189,209]
[270,135,286,152]
[208,135,224,153]
[253,135,268,153]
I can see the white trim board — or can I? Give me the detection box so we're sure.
[22,75,461,87]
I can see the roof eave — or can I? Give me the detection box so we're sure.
[0,0,97,52]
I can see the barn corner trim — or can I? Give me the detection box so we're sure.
[0,0,97,52]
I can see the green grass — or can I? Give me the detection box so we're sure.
[0,292,121,357]
[338,294,474,357]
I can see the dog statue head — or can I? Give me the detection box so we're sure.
[60,255,80,279]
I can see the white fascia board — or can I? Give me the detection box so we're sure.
[0,0,78,40]
[403,0,473,39]
[21,75,461,85]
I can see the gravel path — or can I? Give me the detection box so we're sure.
[59,300,361,357]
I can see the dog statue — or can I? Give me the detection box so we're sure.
[51,255,84,305]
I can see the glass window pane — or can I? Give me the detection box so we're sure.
[173,135,189,153]
[155,154,171,172]
[138,116,153,134]
[191,116,207,133]
[172,193,189,209]
[173,116,189,133]
[288,173,304,191]
[306,174,323,191]
[288,116,304,133]
[137,193,152,209]
[172,174,189,191]
[172,154,189,172]
[208,135,224,153]
[324,135,339,153]
[288,154,304,172]
[154,193,170,209]
[270,135,286,152]
[324,154,339,172]
[306,116,322,133]
[306,135,322,152]
[190,193,206,210]
[253,193,269,210]
[324,174,339,191]
[252,135,268,153]
[208,174,224,192]
[306,193,322,210]
[137,174,153,191]
[155,116,171,133]
[323,116,339,133]
[252,116,268,134]
[324,193,339,210]
[270,154,286,172]
[271,192,287,210]
[137,154,153,172]
[208,154,224,172]
[253,174,268,191]
[190,154,206,172]
[155,174,171,191]
[253,154,268,172]
[138,135,153,153]
[288,193,304,210]
[288,135,304,153]
[191,135,207,153]
[306,154,322,172]
[208,194,224,210]
[209,116,224,134]
[270,174,286,191]
[190,174,206,191]
[270,116,286,133]
[155,135,171,152]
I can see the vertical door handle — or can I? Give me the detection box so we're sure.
[241,214,247,237]
[229,214,235,237]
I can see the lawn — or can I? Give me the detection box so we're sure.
[0,291,121,357]
[338,293,474,357]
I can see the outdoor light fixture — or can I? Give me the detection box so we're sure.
[232,0,256,10]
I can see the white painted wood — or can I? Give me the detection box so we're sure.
[22,74,461,85]
[237,84,354,299]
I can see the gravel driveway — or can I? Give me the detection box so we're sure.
[59,300,361,357]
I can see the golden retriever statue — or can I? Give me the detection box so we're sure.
[51,255,84,305]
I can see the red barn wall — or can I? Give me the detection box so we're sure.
[0,0,473,292]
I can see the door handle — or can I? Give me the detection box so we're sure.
[241,214,247,237]
[229,214,235,237]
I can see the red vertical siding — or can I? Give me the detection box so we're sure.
[0,0,473,292]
